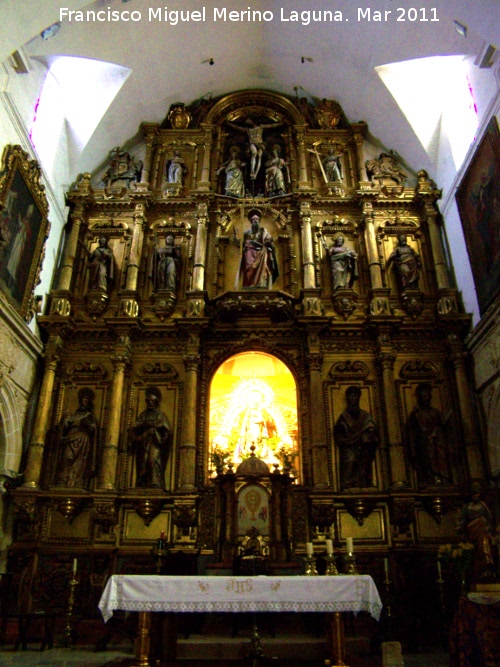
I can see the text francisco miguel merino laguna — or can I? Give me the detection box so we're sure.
[60,6,439,25]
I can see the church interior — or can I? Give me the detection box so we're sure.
[1,2,500,666]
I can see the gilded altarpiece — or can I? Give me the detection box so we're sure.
[7,90,493,642]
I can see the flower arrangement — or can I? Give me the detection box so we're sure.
[438,542,475,579]
[210,446,231,474]
[275,445,297,472]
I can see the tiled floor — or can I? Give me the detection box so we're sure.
[0,647,450,667]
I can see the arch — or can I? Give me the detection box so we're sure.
[0,381,23,474]
[208,351,299,479]
[205,89,304,127]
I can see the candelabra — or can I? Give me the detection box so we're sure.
[344,552,358,575]
[304,555,318,576]
[324,554,339,576]
[63,573,78,648]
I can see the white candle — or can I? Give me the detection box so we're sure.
[384,558,389,577]
[326,539,333,555]
[346,537,353,554]
[437,559,442,578]
[306,542,314,557]
[72,558,77,575]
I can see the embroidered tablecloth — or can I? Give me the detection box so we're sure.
[99,574,382,623]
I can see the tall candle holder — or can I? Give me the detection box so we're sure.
[151,533,169,573]
[63,572,78,648]
[324,554,339,576]
[344,552,358,575]
[304,555,318,576]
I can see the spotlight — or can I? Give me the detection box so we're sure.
[40,22,61,40]
[453,20,467,38]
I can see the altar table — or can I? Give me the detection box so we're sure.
[99,574,382,667]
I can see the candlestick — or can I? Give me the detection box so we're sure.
[384,558,389,578]
[346,537,353,554]
[326,539,333,555]
[63,567,79,647]
[72,558,77,575]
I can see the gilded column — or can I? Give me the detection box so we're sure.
[198,124,213,190]
[352,123,368,183]
[295,126,309,189]
[363,204,383,289]
[140,123,158,186]
[308,349,330,488]
[125,203,146,291]
[300,202,315,289]
[99,341,130,490]
[448,338,484,480]
[178,350,200,490]
[364,203,390,315]
[192,202,208,291]
[376,341,408,488]
[22,338,62,488]
[57,204,84,292]
[418,179,459,315]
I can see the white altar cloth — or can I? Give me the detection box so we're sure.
[99,574,382,623]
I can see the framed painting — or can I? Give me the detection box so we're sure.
[0,145,49,320]
[456,116,500,314]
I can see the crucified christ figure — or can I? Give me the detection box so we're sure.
[226,117,283,180]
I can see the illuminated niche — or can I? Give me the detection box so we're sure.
[209,352,299,478]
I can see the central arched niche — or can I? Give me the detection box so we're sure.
[208,351,299,480]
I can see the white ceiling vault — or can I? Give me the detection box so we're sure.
[1,0,497,176]
[2,0,500,319]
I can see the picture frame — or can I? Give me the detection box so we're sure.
[0,144,49,321]
[456,116,500,315]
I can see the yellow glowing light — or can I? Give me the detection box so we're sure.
[209,352,298,476]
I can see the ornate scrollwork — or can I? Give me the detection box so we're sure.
[401,290,424,319]
[332,291,357,320]
[210,291,297,322]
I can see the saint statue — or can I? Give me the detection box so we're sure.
[456,483,497,582]
[407,383,452,486]
[84,236,114,293]
[217,146,246,198]
[131,387,171,489]
[334,385,379,490]
[322,148,343,182]
[321,234,358,290]
[166,151,187,185]
[265,145,289,197]
[55,388,97,488]
[234,209,279,289]
[388,234,421,290]
[149,234,182,292]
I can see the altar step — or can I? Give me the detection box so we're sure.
[176,634,372,662]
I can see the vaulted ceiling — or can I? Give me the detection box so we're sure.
[3,0,499,182]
